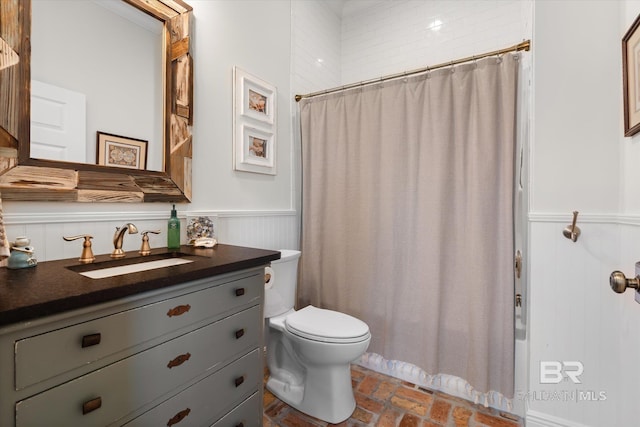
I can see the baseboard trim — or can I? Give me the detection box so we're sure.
[526,409,591,427]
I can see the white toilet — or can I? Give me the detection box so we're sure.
[264,250,371,424]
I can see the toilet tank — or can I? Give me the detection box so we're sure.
[264,250,301,318]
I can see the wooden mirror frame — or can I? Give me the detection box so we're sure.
[0,0,193,202]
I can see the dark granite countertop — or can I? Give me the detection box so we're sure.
[0,244,280,327]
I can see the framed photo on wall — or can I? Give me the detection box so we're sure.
[623,13,640,137]
[234,123,275,174]
[96,131,148,170]
[233,67,277,174]
[234,67,275,125]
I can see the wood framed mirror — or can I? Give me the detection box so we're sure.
[0,0,193,202]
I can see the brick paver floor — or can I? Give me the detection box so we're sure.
[263,365,524,427]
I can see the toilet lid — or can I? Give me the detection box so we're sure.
[285,305,370,343]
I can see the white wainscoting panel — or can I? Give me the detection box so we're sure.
[2,210,299,264]
[526,213,640,427]
[215,211,299,251]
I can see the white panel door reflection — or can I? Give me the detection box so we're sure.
[30,80,86,163]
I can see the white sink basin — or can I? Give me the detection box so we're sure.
[78,257,193,279]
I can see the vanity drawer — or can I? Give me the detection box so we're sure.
[210,392,261,427]
[124,350,261,427]
[211,392,262,427]
[15,307,261,427]
[14,273,262,390]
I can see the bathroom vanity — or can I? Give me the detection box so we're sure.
[0,244,279,426]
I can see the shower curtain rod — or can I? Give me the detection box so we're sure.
[294,39,530,102]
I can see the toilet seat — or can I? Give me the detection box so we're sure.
[284,305,370,344]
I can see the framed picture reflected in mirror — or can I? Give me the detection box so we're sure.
[96,131,148,170]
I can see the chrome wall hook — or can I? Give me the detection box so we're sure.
[562,211,581,242]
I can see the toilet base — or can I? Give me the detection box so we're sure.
[266,363,356,424]
[266,376,304,405]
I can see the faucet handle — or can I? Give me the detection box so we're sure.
[139,230,161,256]
[63,235,95,264]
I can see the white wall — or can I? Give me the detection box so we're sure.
[190,0,294,212]
[621,0,640,212]
[3,0,299,261]
[531,2,620,214]
[527,1,640,426]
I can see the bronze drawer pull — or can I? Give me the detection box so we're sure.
[235,288,245,297]
[167,408,191,426]
[234,375,245,387]
[167,352,191,368]
[235,328,245,339]
[167,304,191,317]
[82,396,102,415]
[81,333,101,348]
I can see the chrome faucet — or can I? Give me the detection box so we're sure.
[111,223,138,258]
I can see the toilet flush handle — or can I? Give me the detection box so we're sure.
[609,271,640,293]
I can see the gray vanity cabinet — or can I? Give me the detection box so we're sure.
[0,267,266,427]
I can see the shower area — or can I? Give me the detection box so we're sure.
[291,0,532,415]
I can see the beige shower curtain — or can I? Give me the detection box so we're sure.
[298,54,518,397]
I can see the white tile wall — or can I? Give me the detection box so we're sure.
[290,0,343,225]
[292,0,532,96]
[291,0,342,95]
[340,0,532,84]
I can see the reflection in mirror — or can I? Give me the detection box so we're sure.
[31,0,163,171]
[0,0,193,203]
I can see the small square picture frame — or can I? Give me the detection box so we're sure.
[235,67,275,125]
[96,131,148,170]
[234,123,276,175]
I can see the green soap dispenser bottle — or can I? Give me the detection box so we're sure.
[167,204,180,249]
